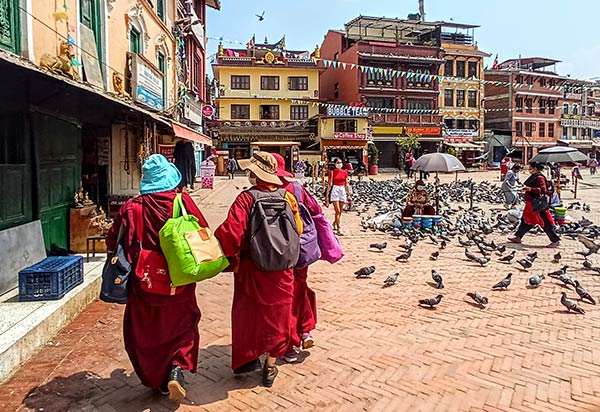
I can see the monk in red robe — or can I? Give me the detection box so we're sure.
[271,153,320,361]
[215,151,303,387]
[106,154,209,402]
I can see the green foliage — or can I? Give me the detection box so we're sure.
[368,143,379,166]
[446,147,457,157]
[396,133,421,154]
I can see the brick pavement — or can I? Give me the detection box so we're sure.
[1,172,600,412]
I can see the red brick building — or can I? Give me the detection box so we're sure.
[484,58,566,163]
[319,16,444,168]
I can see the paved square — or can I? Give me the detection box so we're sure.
[1,172,599,412]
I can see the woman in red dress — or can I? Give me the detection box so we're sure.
[325,158,351,235]
[106,154,209,402]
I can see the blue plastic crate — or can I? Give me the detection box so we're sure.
[19,256,84,302]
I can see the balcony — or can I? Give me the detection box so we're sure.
[369,113,443,125]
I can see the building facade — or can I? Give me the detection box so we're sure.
[484,58,566,164]
[558,81,600,155]
[212,41,320,169]
[319,16,445,169]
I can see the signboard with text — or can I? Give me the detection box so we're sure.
[405,126,442,136]
[333,132,367,140]
[326,106,368,117]
[131,54,164,111]
[158,144,176,163]
[443,129,478,137]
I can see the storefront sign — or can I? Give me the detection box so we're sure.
[184,100,203,125]
[97,137,110,166]
[562,114,600,121]
[333,132,367,140]
[202,105,215,118]
[158,144,176,162]
[131,54,164,111]
[405,126,442,136]
[595,130,600,138]
[560,118,600,128]
[326,106,368,117]
[443,129,478,138]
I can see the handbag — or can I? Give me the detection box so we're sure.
[159,194,229,286]
[531,194,549,212]
[312,213,344,264]
[99,224,130,304]
[133,201,184,296]
[292,182,321,268]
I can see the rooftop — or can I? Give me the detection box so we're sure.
[499,57,561,71]
[344,15,441,45]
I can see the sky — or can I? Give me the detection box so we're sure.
[206,0,599,81]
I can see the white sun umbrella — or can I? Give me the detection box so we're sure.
[411,153,466,213]
[530,146,589,197]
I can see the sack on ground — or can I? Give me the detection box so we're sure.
[247,188,300,271]
[160,194,229,286]
[292,182,321,268]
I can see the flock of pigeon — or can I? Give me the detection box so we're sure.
[317,177,600,315]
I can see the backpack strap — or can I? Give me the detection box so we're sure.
[132,199,144,250]
[172,193,188,217]
[292,182,304,205]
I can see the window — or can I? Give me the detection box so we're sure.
[157,52,166,108]
[525,98,533,113]
[539,99,546,114]
[525,122,533,137]
[467,90,477,108]
[231,104,250,119]
[156,0,165,21]
[288,76,308,90]
[260,76,279,90]
[366,70,393,86]
[406,99,432,110]
[468,120,479,130]
[457,119,466,129]
[456,61,465,78]
[407,68,432,88]
[192,55,200,92]
[540,78,546,87]
[548,123,555,138]
[129,27,141,53]
[231,75,250,90]
[444,118,455,129]
[456,90,465,107]
[573,104,579,115]
[516,121,523,135]
[549,100,556,114]
[445,60,454,77]
[563,126,568,139]
[468,61,478,78]
[333,52,339,61]
[259,105,279,120]
[516,97,523,112]
[365,97,395,108]
[572,127,577,138]
[527,76,533,86]
[563,103,569,115]
[444,89,454,107]
[517,75,523,84]
[290,105,309,120]
[589,106,594,116]
[549,79,555,87]
[539,122,545,138]
[334,119,357,133]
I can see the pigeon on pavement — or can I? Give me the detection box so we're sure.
[557,272,576,289]
[517,258,533,270]
[430,250,440,260]
[396,248,413,262]
[492,273,513,290]
[528,274,545,288]
[383,273,399,287]
[476,256,491,266]
[355,266,376,279]
[431,270,444,289]
[574,280,596,304]
[552,252,562,264]
[369,242,387,251]
[560,292,585,314]
[548,265,569,278]
[466,292,488,306]
[499,250,516,263]
[418,294,443,308]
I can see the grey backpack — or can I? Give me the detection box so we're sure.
[247,188,300,272]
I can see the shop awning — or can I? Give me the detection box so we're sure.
[418,137,444,142]
[252,141,300,146]
[172,122,212,145]
[321,139,368,150]
[445,142,485,150]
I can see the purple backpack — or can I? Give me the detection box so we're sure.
[292,182,321,268]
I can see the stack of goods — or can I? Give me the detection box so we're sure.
[412,215,422,229]
[554,206,567,225]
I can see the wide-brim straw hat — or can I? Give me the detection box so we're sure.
[237,151,283,185]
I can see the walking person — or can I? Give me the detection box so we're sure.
[226,157,237,179]
[404,152,415,178]
[325,157,351,236]
[508,161,560,248]
[502,164,522,208]
[105,154,210,401]
[215,151,304,388]
[588,157,598,175]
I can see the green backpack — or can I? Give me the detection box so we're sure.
[159,194,229,286]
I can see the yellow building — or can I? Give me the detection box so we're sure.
[213,41,321,168]
[318,106,370,167]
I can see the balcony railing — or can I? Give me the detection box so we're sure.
[369,113,443,124]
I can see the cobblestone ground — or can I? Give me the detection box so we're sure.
[1,171,600,412]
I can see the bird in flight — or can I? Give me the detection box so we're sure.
[256,11,265,21]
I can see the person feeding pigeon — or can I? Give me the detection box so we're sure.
[508,161,560,248]
[502,164,522,208]
[325,157,351,236]
[402,180,435,218]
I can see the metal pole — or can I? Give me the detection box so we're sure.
[574,176,578,199]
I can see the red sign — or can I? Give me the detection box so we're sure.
[333,132,367,140]
[158,144,176,162]
[202,105,215,118]
[405,127,442,136]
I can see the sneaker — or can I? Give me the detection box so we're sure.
[233,359,262,376]
[337,228,344,236]
[301,333,314,350]
[283,351,298,363]
[167,365,186,402]
[262,364,279,387]
[507,236,521,244]
[546,241,560,248]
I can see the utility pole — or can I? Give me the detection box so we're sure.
[419,0,425,21]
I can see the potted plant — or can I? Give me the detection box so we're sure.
[368,143,379,175]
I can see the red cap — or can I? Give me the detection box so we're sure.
[271,153,294,178]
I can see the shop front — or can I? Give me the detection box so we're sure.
[319,106,369,168]
[443,129,484,168]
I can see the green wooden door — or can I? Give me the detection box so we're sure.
[33,113,81,249]
[0,0,20,53]
[80,0,102,73]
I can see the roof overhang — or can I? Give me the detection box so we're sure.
[172,122,212,145]
[206,0,221,10]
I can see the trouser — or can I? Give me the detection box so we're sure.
[515,212,560,243]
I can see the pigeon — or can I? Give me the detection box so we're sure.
[528,274,545,287]
[475,256,491,266]
[548,265,569,278]
[355,266,375,279]
[499,250,516,263]
[574,280,596,304]
[583,259,592,269]
[383,273,399,288]
[517,258,533,270]
[492,273,512,290]
[465,248,478,261]
[576,234,600,256]
[557,272,576,289]
[459,237,474,247]
[431,270,444,289]
[466,292,488,306]
[369,242,387,252]
[430,251,440,260]
[440,240,447,250]
[429,235,438,245]
[527,252,538,260]
[560,292,585,314]
[418,294,443,308]
[255,11,265,21]
[396,248,413,262]
[552,252,562,264]
[496,245,507,254]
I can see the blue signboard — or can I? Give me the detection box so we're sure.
[132,54,164,111]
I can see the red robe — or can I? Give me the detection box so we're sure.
[215,189,297,369]
[106,191,208,389]
[522,174,554,227]
[281,181,321,349]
